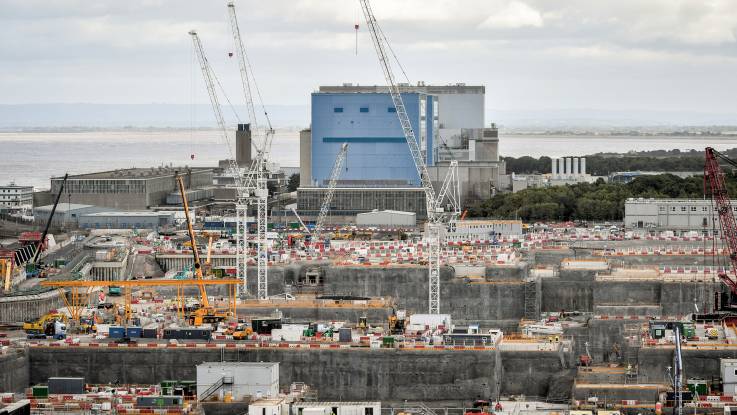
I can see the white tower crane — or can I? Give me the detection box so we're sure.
[189,30,251,279]
[314,143,349,241]
[359,0,461,314]
[227,1,273,300]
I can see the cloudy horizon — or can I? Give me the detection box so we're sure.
[2,0,736,120]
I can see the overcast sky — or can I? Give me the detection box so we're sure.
[2,0,737,115]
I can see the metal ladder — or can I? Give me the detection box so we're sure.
[198,376,234,401]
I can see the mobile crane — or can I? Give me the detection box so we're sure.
[176,174,230,326]
[25,173,68,278]
[704,147,737,310]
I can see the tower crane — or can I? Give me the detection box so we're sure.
[359,0,461,314]
[704,147,737,308]
[227,1,273,300]
[314,143,349,242]
[189,29,266,299]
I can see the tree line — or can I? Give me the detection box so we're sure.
[468,174,737,221]
[502,148,737,176]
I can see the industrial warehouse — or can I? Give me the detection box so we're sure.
[1,1,736,415]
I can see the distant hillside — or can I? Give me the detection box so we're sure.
[0,103,310,130]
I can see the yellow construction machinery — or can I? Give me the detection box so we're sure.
[176,174,231,326]
[23,312,68,336]
[0,255,13,292]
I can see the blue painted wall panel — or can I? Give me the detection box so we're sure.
[311,92,430,187]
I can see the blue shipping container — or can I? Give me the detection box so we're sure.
[126,327,142,338]
[109,327,126,338]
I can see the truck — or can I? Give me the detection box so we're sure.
[23,313,68,339]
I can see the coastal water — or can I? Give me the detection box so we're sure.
[1,129,735,189]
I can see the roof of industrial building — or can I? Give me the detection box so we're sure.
[52,167,213,180]
[456,219,522,225]
[34,203,97,212]
[197,362,278,367]
[319,83,484,94]
[0,183,33,189]
[81,211,174,217]
[357,210,416,217]
[294,402,382,406]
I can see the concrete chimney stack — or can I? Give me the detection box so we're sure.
[581,157,586,175]
[573,157,580,175]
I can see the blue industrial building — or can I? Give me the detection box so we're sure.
[309,92,436,187]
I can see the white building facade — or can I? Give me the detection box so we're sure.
[447,219,523,241]
[0,183,33,209]
[624,198,735,234]
[196,362,279,401]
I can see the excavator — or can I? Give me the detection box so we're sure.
[23,312,68,339]
[176,174,231,327]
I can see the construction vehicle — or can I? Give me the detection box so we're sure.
[25,173,68,278]
[388,309,407,334]
[704,147,737,310]
[176,174,230,327]
[232,325,254,340]
[23,312,68,339]
[108,286,122,296]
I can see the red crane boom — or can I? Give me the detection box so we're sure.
[704,147,737,294]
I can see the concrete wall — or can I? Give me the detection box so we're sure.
[28,348,498,403]
[0,290,64,324]
[0,349,29,393]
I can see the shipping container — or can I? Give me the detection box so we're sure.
[142,328,158,338]
[126,327,142,338]
[31,385,48,398]
[48,377,85,395]
[338,328,352,343]
[108,326,126,339]
[136,395,183,407]
[163,328,211,340]
[251,319,282,335]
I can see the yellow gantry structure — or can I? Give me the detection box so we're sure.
[40,278,240,324]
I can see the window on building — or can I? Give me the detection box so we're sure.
[681,206,687,212]
[691,206,696,211]
[671,207,676,212]
[388,107,396,113]
[659,206,666,212]
[360,107,369,113]
[334,107,343,113]
[703,207,708,212]
[365,408,374,415]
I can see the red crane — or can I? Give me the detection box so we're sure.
[704,147,737,295]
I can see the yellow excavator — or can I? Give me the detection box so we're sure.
[176,175,230,327]
[23,312,68,338]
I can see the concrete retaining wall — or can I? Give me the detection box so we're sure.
[0,349,29,393]
[28,347,498,402]
[0,290,64,324]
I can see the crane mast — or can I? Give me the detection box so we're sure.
[359,0,460,314]
[189,31,247,200]
[314,143,349,240]
[176,174,210,309]
[227,2,272,300]
[704,147,737,295]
